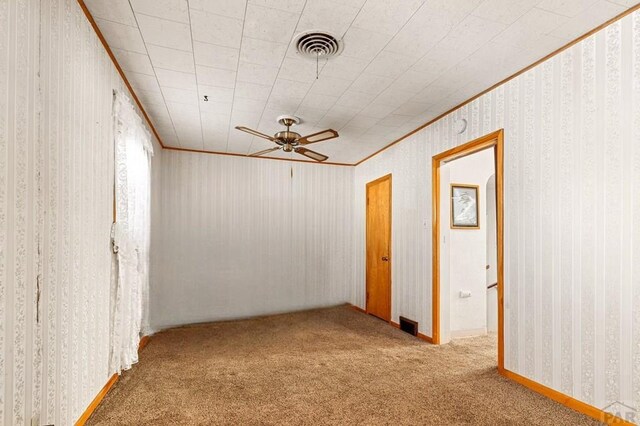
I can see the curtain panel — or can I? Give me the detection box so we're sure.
[110,90,153,374]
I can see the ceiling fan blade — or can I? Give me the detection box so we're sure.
[235,126,275,141]
[294,147,328,162]
[297,129,338,145]
[248,146,281,157]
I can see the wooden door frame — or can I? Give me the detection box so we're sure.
[366,173,392,322]
[431,129,504,371]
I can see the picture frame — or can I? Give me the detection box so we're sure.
[450,184,479,229]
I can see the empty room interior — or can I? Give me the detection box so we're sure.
[3,0,640,424]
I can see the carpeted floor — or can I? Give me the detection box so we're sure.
[88,305,598,425]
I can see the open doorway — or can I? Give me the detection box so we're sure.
[431,130,504,370]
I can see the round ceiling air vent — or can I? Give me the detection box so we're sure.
[294,30,344,60]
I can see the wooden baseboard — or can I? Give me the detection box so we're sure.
[74,373,118,426]
[348,304,434,344]
[390,320,434,344]
[499,368,634,425]
[138,335,151,352]
[75,335,152,425]
[347,303,366,314]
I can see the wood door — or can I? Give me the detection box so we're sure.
[366,174,392,321]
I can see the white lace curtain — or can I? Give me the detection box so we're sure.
[110,90,154,374]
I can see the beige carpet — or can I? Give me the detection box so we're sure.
[89,305,598,425]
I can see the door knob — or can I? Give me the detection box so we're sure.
[382,256,389,261]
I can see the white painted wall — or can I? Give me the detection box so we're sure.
[150,151,353,329]
[353,11,640,415]
[441,149,495,339]
[1,0,158,424]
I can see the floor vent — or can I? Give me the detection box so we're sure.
[399,316,418,336]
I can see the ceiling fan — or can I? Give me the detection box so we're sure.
[235,115,338,162]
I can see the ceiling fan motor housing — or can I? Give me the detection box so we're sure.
[275,130,301,145]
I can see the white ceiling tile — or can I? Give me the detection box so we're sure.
[90,0,635,163]
[346,114,380,128]
[189,0,247,19]
[307,75,353,97]
[198,85,235,104]
[359,102,398,119]
[411,84,451,105]
[233,97,268,113]
[127,71,161,92]
[278,57,319,82]
[550,1,625,39]
[248,0,307,13]
[130,0,189,23]
[319,56,369,80]
[196,65,237,88]
[393,101,430,116]
[269,78,311,101]
[191,9,243,48]
[200,101,233,115]
[234,81,272,100]
[300,93,338,110]
[112,48,155,75]
[471,0,540,25]
[492,8,568,49]
[444,15,509,58]
[351,0,425,36]
[608,0,637,5]
[378,113,412,127]
[145,102,172,119]
[537,0,599,17]
[161,87,198,105]
[386,70,430,94]
[339,124,370,139]
[243,4,300,43]
[265,97,303,112]
[95,19,147,53]
[365,51,415,79]
[340,27,392,61]
[296,1,361,36]
[239,37,288,67]
[409,43,473,85]
[155,68,197,90]
[294,106,329,124]
[193,41,239,71]
[135,88,166,106]
[231,109,263,128]
[335,90,377,109]
[316,114,352,130]
[385,0,480,58]
[84,0,137,26]
[166,101,199,118]
[147,44,195,73]
[137,14,192,51]
[236,62,280,85]
[349,73,394,95]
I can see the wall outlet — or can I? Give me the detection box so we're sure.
[459,290,472,298]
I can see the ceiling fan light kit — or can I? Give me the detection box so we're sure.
[235,115,339,162]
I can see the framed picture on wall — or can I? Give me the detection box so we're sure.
[450,184,479,229]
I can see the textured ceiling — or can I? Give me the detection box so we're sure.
[85,0,634,164]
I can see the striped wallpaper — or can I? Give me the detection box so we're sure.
[151,151,353,329]
[1,0,157,424]
[352,9,640,415]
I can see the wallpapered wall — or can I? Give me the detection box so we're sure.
[151,151,353,329]
[353,10,640,413]
[0,0,156,424]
